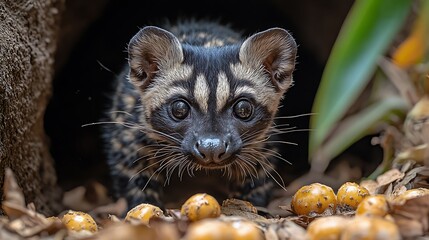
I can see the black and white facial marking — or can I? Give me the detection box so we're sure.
[128,26,297,180]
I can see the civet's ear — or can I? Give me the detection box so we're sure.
[128,26,183,89]
[239,28,297,91]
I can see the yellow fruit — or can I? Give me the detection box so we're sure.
[355,195,389,217]
[307,216,350,240]
[341,216,400,240]
[291,183,337,216]
[231,220,264,240]
[61,210,98,233]
[181,193,221,222]
[125,203,164,224]
[184,219,235,240]
[337,182,370,211]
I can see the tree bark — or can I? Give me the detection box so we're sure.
[0,0,65,215]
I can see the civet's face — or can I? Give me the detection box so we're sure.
[128,26,297,171]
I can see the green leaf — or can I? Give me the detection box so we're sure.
[309,0,412,158]
[311,97,409,172]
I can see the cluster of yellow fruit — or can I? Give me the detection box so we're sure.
[60,193,263,240]
[59,184,429,239]
[177,193,263,240]
[291,182,371,216]
[291,182,429,240]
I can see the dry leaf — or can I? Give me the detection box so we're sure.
[396,166,429,190]
[221,207,269,223]
[5,216,65,238]
[222,198,258,214]
[90,197,127,222]
[0,168,68,239]
[221,199,269,223]
[265,218,307,240]
[391,195,429,238]
[2,168,26,220]
[395,144,429,164]
[377,169,405,187]
[63,181,112,212]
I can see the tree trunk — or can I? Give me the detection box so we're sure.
[0,0,65,215]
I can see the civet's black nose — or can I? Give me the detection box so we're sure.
[192,134,232,165]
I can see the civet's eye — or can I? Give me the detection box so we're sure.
[233,99,253,120]
[171,100,190,120]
